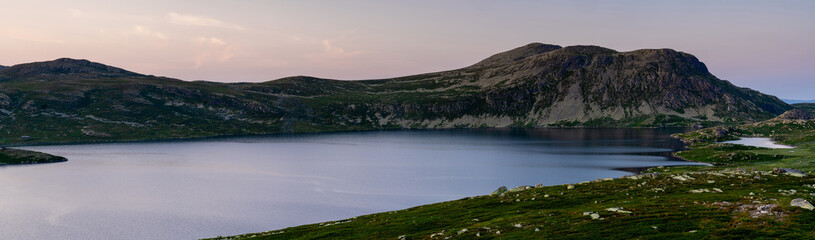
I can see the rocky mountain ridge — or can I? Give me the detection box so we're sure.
[0,43,791,143]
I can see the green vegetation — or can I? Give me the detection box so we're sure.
[0,148,66,165]
[209,111,815,239]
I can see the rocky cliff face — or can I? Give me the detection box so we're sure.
[0,43,791,143]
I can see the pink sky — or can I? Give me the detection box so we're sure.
[0,1,813,99]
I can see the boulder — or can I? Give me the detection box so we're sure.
[791,198,814,210]
[490,186,508,196]
[605,207,633,214]
[773,168,807,177]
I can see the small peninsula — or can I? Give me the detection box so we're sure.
[0,147,67,165]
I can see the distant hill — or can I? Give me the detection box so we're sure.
[782,99,815,104]
[0,43,792,143]
[0,65,6,70]
[792,103,815,115]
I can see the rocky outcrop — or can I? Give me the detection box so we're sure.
[773,109,813,121]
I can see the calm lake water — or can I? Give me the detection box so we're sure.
[2,128,699,239]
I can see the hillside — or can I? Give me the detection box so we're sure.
[0,43,791,144]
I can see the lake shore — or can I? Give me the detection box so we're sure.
[209,115,815,239]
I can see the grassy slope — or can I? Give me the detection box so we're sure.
[209,117,815,239]
[0,148,67,165]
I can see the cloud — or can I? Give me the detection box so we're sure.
[124,25,167,40]
[191,37,243,68]
[321,39,361,57]
[67,8,84,18]
[168,12,245,30]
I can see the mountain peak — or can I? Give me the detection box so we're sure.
[471,43,562,67]
[558,45,618,55]
[0,58,142,81]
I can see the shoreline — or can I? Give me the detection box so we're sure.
[209,115,815,239]
[5,126,695,147]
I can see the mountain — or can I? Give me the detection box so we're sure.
[0,65,6,70]
[0,43,791,144]
[782,99,815,104]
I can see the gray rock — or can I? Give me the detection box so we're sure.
[774,168,807,177]
[490,186,508,196]
[508,185,531,192]
[605,207,633,214]
[791,198,814,210]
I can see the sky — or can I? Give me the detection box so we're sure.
[0,0,813,99]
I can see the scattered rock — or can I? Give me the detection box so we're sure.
[513,223,522,228]
[491,186,508,196]
[582,211,597,218]
[605,207,632,214]
[791,198,815,210]
[457,229,468,235]
[397,235,406,240]
[779,189,798,196]
[672,175,694,181]
[566,184,574,190]
[430,231,445,238]
[509,185,531,192]
[737,203,782,218]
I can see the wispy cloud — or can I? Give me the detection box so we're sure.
[123,25,167,40]
[168,12,245,30]
[67,8,84,18]
[321,39,361,57]
[191,37,243,68]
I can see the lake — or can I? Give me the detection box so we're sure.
[1,128,699,239]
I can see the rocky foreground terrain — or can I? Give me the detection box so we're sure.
[0,43,790,144]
